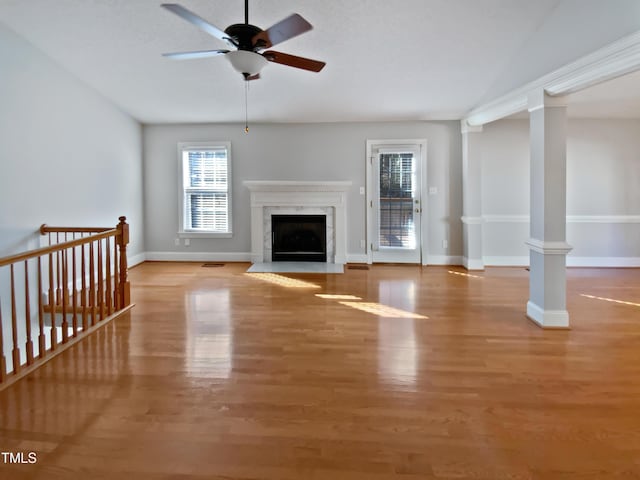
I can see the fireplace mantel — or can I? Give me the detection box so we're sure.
[243,181,352,264]
[244,181,353,192]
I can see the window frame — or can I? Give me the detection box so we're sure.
[177,141,233,239]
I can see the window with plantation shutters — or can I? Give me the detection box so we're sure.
[178,142,232,237]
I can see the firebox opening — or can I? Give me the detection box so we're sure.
[271,215,327,262]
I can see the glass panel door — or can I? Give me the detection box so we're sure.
[372,146,422,263]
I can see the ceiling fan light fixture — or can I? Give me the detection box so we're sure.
[226,50,268,76]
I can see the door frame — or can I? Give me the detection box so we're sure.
[366,139,428,265]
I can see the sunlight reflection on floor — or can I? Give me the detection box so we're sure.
[315,294,362,300]
[448,270,483,279]
[339,301,428,319]
[244,273,321,289]
[581,294,640,308]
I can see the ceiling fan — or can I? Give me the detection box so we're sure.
[161,1,326,81]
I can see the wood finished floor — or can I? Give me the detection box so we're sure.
[1,262,639,479]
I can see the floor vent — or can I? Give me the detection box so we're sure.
[202,263,225,268]
[348,264,369,270]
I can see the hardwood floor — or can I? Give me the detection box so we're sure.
[1,262,639,479]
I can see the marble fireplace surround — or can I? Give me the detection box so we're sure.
[244,181,352,264]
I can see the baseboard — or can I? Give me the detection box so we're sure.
[426,255,463,266]
[483,255,640,267]
[342,253,463,266]
[483,214,640,224]
[567,256,640,268]
[346,253,369,264]
[144,251,252,262]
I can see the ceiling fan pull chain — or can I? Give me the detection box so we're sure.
[244,80,249,134]
[245,0,249,25]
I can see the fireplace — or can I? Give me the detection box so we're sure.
[272,215,327,262]
[243,181,352,264]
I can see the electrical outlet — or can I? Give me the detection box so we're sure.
[174,238,180,246]
[442,239,448,249]
[429,187,438,195]
[184,238,190,247]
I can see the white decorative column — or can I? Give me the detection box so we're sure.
[461,120,484,270]
[526,90,572,328]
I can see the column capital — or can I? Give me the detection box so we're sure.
[528,89,568,113]
[460,119,483,134]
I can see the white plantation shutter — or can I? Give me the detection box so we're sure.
[378,152,416,248]
[180,143,232,234]
[187,192,228,230]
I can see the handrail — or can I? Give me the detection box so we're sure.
[0,229,117,267]
[40,225,113,235]
[0,216,131,389]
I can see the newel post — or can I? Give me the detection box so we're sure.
[116,216,131,308]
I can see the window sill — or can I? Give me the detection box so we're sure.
[178,231,233,239]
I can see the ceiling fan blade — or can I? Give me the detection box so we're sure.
[263,50,325,72]
[162,49,229,60]
[161,4,228,43]
[252,13,312,49]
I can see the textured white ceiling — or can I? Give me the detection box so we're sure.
[0,0,638,123]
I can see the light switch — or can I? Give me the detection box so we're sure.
[359,186,365,195]
[429,187,438,195]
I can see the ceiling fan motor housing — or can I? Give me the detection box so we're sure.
[224,24,264,51]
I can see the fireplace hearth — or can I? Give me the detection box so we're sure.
[272,215,327,262]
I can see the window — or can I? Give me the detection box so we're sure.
[178,142,232,238]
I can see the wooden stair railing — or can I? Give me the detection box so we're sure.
[0,216,132,390]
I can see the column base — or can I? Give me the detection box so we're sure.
[526,301,570,329]
[462,218,483,271]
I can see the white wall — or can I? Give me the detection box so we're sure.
[0,23,144,259]
[481,118,640,266]
[0,24,144,373]
[143,121,462,263]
